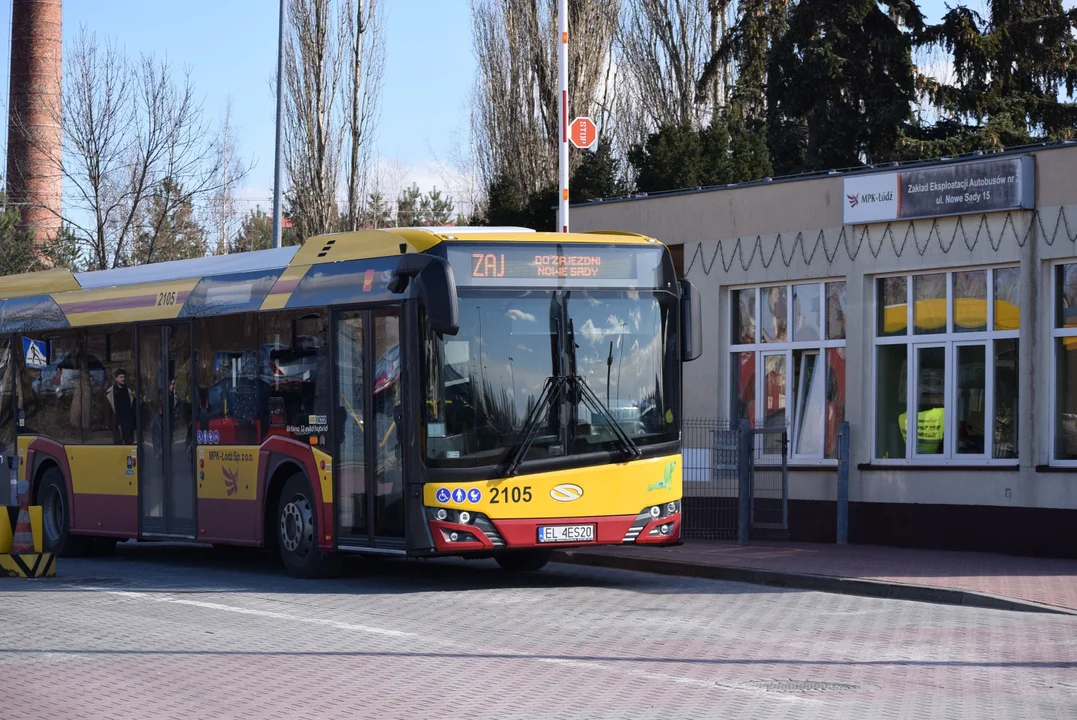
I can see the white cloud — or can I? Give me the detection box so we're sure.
[507,308,537,322]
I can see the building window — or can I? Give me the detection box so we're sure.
[730,281,846,461]
[874,267,1019,462]
[1051,263,1077,462]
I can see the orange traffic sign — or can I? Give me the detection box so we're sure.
[569,117,597,149]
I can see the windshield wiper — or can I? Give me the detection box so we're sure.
[569,375,642,460]
[501,375,567,477]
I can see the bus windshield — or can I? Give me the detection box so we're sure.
[423,288,679,468]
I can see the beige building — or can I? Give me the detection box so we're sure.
[573,142,1077,557]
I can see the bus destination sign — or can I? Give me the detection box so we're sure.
[471,249,624,277]
[446,244,666,288]
[467,249,634,280]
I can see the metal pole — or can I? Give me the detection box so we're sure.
[737,418,751,545]
[271,0,286,249]
[836,421,850,545]
[557,0,569,233]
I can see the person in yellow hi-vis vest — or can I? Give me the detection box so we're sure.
[899,407,945,453]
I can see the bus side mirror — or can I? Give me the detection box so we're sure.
[388,255,460,336]
[679,278,702,362]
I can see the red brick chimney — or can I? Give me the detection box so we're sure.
[6,0,62,243]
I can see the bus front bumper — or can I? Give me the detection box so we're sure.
[426,505,682,553]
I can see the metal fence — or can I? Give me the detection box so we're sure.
[681,418,740,539]
[681,418,790,541]
[749,426,789,534]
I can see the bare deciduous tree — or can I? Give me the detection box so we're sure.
[204,101,251,254]
[471,0,619,200]
[618,0,711,132]
[343,0,386,231]
[38,29,245,268]
[283,0,345,240]
[284,0,384,239]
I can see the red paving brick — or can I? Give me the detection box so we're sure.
[567,540,1077,611]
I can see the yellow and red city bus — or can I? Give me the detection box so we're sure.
[0,227,701,577]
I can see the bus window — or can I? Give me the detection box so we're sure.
[195,314,260,445]
[424,290,560,466]
[259,310,330,445]
[564,290,679,453]
[22,330,86,445]
[0,339,12,458]
[86,328,134,445]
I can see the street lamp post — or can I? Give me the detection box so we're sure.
[272,0,286,249]
[557,0,569,232]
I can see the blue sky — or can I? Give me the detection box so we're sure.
[0,0,1013,210]
[0,0,477,208]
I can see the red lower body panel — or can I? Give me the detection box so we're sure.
[198,498,261,545]
[72,494,139,538]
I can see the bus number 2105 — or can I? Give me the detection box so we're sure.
[490,486,532,504]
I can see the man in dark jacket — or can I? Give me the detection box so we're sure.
[106,368,135,445]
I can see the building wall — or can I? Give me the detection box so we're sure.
[573,145,1077,537]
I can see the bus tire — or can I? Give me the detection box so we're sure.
[37,467,90,557]
[494,548,551,572]
[276,473,341,579]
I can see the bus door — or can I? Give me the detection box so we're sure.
[333,306,406,550]
[137,323,196,538]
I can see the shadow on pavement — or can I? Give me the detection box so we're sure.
[2,541,796,599]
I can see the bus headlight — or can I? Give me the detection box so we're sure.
[666,502,678,514]
[458,511,471,524]
[436,508,448,521]
[650,506,661,518]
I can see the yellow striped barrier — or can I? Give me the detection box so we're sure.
[0,506,56,578]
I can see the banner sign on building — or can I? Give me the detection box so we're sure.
[842,156,1035,225]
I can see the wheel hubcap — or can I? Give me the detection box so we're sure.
[42,486,63,544]
[280,496,313,558]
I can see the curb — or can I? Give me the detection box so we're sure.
[551,550,1077,616]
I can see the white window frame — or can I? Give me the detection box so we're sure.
[729,279,847,465]
[1049,261,1077,466]
[871,264,1019,466]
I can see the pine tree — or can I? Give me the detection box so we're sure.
[0,196,43,276]
[220,206,302,254]
[767,0,923,174]
[571,141,625,202]
[628,114,770,193]
[708,0,787,178]
[361,191,394,229]
[915,0,1077,154]
[395,184,422,226]
[483,147,621,228]
[417,188,455,226]
[132,178,209,264]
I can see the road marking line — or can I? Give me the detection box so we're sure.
[64,584,813,702]
[65,585,416,638]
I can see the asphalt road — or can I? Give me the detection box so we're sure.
[2,543,1076,719]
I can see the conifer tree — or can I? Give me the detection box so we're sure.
[916,0,1077,154]
[767,0,923,174]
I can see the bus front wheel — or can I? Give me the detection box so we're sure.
[276,474,341,579]
[37,467,90,557]
[494,548,551,572]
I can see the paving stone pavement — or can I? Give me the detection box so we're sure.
[2,544,1076,719]
[559,540,1077,611]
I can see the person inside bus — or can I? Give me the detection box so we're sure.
[106,368,136,445]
